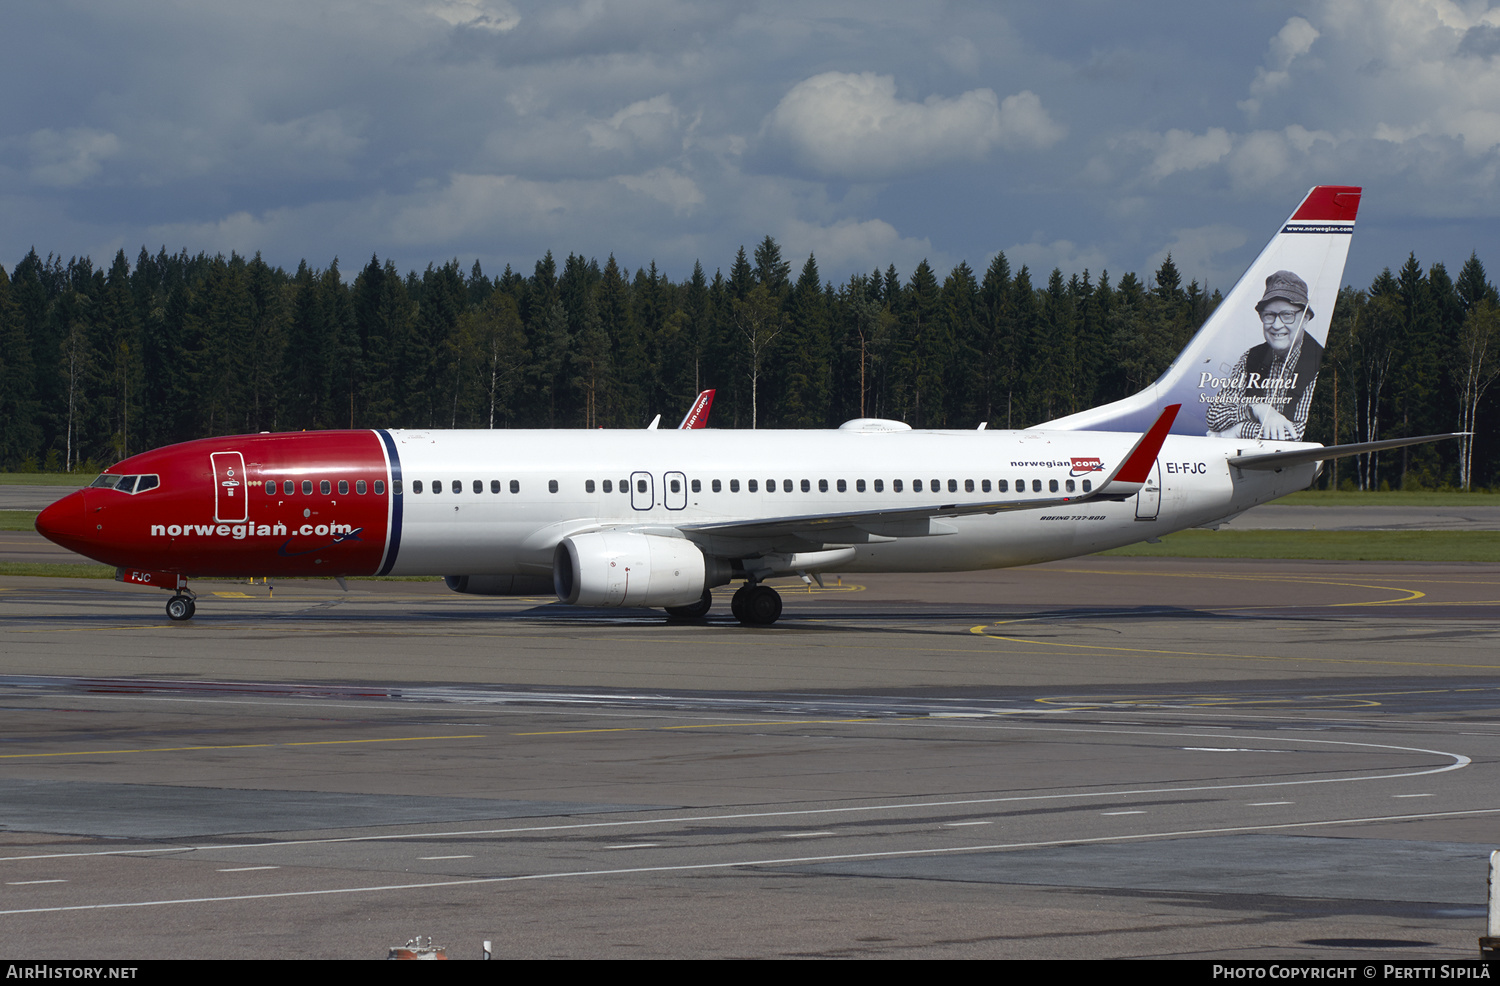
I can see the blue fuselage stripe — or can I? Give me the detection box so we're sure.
[377,429,403,576]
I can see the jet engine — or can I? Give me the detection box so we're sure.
[553,531,727,607]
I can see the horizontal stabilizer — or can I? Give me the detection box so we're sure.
[1228,433,1467,471]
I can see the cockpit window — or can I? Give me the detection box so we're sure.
[90,473,159,494]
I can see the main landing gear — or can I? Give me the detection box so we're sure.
[664,588,714,621]
[730,582,782,626]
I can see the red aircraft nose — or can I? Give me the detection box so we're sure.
[35,491,90,552]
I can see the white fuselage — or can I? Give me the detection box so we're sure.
[384,427,1317,578]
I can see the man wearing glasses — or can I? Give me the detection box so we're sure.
[1205,270,1323,441]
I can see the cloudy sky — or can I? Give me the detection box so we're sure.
[4,0,1500,292]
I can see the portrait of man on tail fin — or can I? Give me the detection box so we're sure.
[1204,270,1323,441]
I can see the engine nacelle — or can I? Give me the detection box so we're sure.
[554,532,722,607]
[443,575,556,596]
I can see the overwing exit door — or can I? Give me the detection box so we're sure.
[630,470,654,510]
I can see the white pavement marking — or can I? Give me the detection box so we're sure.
[5,808,1500,917]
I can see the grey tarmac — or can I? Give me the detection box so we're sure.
[1,559,1499,960]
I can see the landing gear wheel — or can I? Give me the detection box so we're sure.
[166,595,195,621]
[730,584,752,623]
[740,585,782,626]
[664,589,714,620]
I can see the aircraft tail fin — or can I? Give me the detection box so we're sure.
[1041,185,1360,441]
[678,389,716,429]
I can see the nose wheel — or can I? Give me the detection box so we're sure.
[731,583,782,626]
[165,594,196,621]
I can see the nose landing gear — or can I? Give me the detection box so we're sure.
[165,593,196,621]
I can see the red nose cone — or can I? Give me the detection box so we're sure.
[35,491,89,551]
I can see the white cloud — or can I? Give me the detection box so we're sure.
[1001,238,1110,279]
[995,90,1067,151]
[1240,15,1320,114]
[585,95,681,154]
[26,128,120,187]
[424,0,519,32]
[780,216,936,276]
[1147,128,1231,179]
[1146,224,1250,289]
[614,167,704,215]
[764,71,1061,180]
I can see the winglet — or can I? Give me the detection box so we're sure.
[1113,404,1180,484]
[678,389,716,429]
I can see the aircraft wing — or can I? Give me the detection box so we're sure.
[677,405,1180,548]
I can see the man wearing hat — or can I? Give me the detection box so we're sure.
[1205,269,1323,441]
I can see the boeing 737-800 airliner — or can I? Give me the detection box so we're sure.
[33,186,1455,624]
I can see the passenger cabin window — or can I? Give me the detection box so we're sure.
[711,479,721,493]
[783,479,793,493]
[691,479,701,493]
[376,480,387,494]
[893,479,904,492]
[602,480,612,493]
[357,480,367,494]
[748,479,758,492]
[1032,480,1042,492]
[432,480,441,494]
[997,480,1008,492]
[492,480,502,493]
[1049,479,1059,493]
[874,479,884,492]
[636,479,647,494]
[853,479,863,492]
[1082,480,1092,492]
[510,480,520,494]
[670,479,681,493]
[548,480,558,493]
[452,480,461,494]
[321,480,331,495]
[302,480,313,495]
[265,481,275,495]
[949,479,959,493]
[339,480,349,495]
[913,479,923,492]
[284,480,295,495]
[586,480,596,493]
[802,480,811,493]
[473,480,482,494]
[413,480,424,494]
[730,479,740,492]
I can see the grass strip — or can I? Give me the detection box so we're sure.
[0,473,89,487]
[1100,529,1500,561]
[0,510,39,531]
